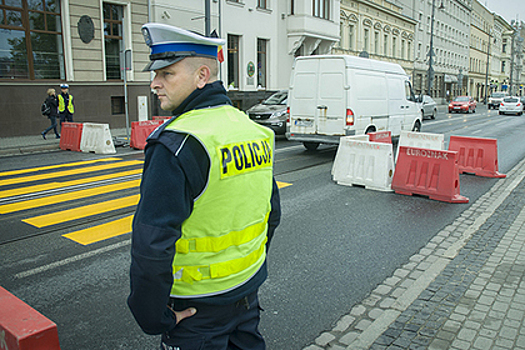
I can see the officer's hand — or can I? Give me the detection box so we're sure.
[173,307,197,325]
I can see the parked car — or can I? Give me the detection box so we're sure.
[419,95,437,119]
[499,96,524,116]
[488,92,508,109]
[246,90,288,135]
[448,96,476,114]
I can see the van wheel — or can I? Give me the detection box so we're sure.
[412,121,421,132]
[303,142,320,151]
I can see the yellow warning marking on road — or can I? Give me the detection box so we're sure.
[0,179,141,214]
[277,181,292,189]
[0,169,142,200]
[0,160,143,187]
[63,215,133,245]
[0,158,122,178]
[22,194,140,228]
[62,182,291,246]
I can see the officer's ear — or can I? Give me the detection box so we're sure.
[195,64,211,89]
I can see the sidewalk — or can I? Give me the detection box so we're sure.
[304,157,525,349]
[0,128,129,157]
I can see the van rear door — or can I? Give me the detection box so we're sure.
[289,59,318,135]
[316,58,346,136]
[386,75,405,136]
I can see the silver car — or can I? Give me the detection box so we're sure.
[246,90,288,135]
[488,92,508,109]
[499,96,524,116]
[419,95,437,120]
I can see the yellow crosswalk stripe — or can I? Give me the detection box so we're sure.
[0,179,141,214]
[0,169,142,200]
[60,182,293,246]
[0,158,121,178]
[22,194,140,228]
[0,160,143,187]
[276,181,292,189]
[63,215,133,245]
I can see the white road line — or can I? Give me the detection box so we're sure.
[15,239,131,279]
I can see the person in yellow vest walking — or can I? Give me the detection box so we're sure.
[127,23,281,350]
[57,83,74,129]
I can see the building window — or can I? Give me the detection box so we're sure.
[502,39,507,53]
[257,38,267,88]
[0,0,64,80]
[501,61,506,73]
[392,37,396,58]
[401,39,405,60]
[313,0,329,20]
[257,0,267,9]
[363,28,369,52]
[374,31,379,54]
[111,96,125,114]
[349,25,354,50]
[227,34,240,89]
[384,34,388,56]
[290,0,294,15]
[104,3,124,80]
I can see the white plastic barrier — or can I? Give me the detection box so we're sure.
[396,130,444,163]
[332,137,395,192]
[80,123,116,154]
[332,135,370,176]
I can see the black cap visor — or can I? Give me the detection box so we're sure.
[143,51,218,72]
[143,56,186,71]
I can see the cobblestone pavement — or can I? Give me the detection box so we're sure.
[304,156,525,350]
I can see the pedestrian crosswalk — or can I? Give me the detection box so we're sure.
[0,157,291,246]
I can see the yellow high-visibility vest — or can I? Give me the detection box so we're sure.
[165,105,275,298]
[58,94,74,114]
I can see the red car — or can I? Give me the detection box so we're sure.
[448,96,477,114]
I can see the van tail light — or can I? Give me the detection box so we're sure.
[501,102,504,106]
[286,107,290,123]
[518,102,522,107]
[346,109,355,126]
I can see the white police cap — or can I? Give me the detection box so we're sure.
[141,23,226,71]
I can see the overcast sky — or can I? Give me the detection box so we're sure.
[483,0,525,25]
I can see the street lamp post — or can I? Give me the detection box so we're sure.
[484,30,493,104]
[427,0,444,97]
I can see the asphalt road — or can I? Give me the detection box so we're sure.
[1,105,524,349]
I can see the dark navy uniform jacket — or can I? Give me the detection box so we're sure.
[127,81,281,335]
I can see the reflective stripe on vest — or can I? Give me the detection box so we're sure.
[165,105,274,298]
[58,94,74,114]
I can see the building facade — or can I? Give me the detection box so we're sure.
[0,0,151,137]
[334,0,417,77]
[393,0,471,103]
[151,0,340,111]
[491,14,512,95]
[469,0,493,101]
[2,0,524,138]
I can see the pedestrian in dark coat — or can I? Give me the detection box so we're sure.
[41,88,60,139]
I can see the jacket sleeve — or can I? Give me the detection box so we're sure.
[127,140,196,335]
[266,178,281,251]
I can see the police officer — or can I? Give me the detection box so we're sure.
[58,83,74,128]
[127,23,281,350]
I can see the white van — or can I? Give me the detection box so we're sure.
[287,55,422,150]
